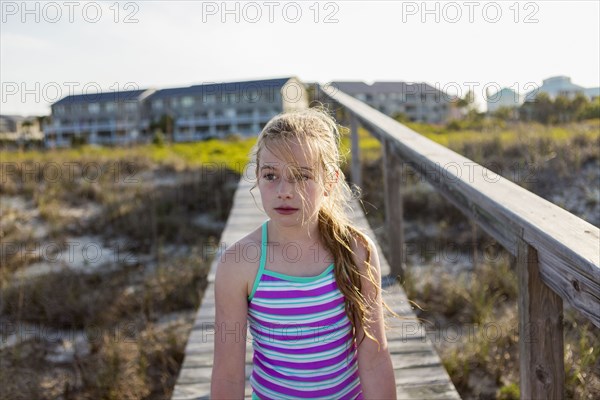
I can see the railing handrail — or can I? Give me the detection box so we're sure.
[318,84,600,327]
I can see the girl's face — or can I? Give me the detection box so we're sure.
[257,139,327,227]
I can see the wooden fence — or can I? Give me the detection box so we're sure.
[317,84,600,400]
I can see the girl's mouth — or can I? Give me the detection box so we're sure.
[275,207,298,215]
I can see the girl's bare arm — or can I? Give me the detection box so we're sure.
[210,251,249,399]
[354,236,397,399]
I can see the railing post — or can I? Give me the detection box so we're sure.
[517,240,564,400]
[349,113,362,190]
[383,137,404,281]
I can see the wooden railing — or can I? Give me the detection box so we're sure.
[317,84,600,400]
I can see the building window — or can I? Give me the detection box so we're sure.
[216,124,230,133]
[227,93,238,104]
[182,96,194,107]
[245,89,259,102]
[203,94,215,104]
[238,109,253,117]
[55,105,65,115]
[105,103,115,113]
[153,99,163,110]
[88,103,100,114]
[225,108,236,118]
[238,123,252,133]
[124,102,137,112]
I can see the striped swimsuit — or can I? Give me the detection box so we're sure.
[247,220,363,400]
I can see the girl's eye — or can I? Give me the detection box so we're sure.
[263,173,277,181]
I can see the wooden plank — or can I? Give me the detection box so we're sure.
[517,240,565,399]
[319,85,600,328]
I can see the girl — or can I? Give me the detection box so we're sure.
[211,108,396,399]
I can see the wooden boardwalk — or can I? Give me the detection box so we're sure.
[171,177,461,399]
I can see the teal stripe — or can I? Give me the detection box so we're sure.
[248,220,269,301]
[263,263,334,282]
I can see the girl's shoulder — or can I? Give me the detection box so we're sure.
[348,229,379,273]
[214,224,263,297]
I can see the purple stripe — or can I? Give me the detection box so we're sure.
[248,310,346,329]
[253,368,361,397]
[249,297,345,315]
[257,332,353,355]
[254,281,338,299]
[253,352,358,383]
[255,345,354,370]
[344,383,364,400]
[249,319,351,341]
[261,274,288,282]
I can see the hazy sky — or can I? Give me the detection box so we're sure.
[2,0,599,116]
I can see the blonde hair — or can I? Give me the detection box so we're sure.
[249,107,383,346]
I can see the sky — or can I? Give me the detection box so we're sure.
[1,0,599,116]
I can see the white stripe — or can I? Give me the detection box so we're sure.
[252,291,342,308]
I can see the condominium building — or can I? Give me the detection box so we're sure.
[329,81,456,124]
[148,77,307,142]
[44,89,156,148]
[44,77,308,147]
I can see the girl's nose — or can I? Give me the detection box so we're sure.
[277,177,293,199]
[277,177,294,199]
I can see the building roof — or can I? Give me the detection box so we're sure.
[331,81,448,95]
[53,89,154,106]
[525,75,588,101]
[0,114,28,123]
[149,77,295,100]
